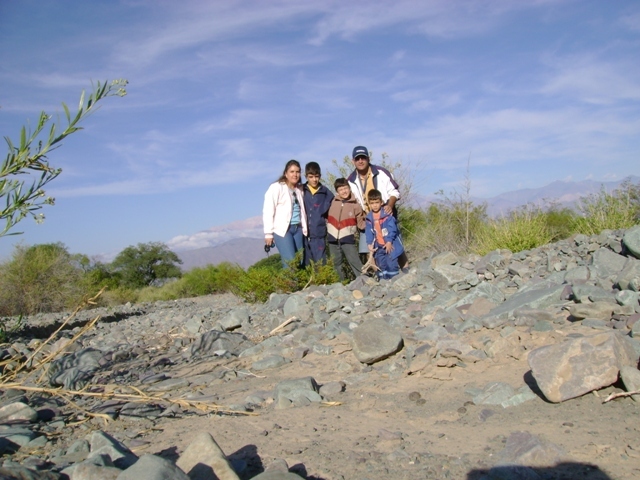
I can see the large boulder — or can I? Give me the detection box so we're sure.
[623,225,640,259]
[528,331,639,403]
[351,318,403,364]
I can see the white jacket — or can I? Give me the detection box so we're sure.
[347,164,400,209]
[263,182,308,239]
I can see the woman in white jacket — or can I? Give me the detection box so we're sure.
[263,160,308,268]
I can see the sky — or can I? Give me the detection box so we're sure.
[1,0,639,260]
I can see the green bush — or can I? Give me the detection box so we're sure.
[231,253,340,303]
[474,205,554,255]
[180,262,245,296]
[572,182,640,235]
[0,242,86,315]
[540,203,577,241]
[406,201,487,259]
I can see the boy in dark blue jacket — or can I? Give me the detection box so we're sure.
[303,162,334,265]
[365,189,404,280]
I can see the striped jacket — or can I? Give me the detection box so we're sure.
[327,194,365,244]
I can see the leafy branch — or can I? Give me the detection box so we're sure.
[1,79,128,237]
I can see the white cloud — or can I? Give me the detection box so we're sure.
[540,53,640,104]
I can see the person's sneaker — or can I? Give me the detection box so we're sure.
[401,267,410,274]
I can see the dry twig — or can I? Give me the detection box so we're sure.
[603,390,640,403]
[269,316,298,336]
[361,251,379,275]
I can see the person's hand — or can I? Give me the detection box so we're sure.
[368,244,375,253]
[265,237,273,246]
[384,241,393,254]
[383,204,394,215]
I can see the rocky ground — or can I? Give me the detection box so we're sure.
[2,227,640,479]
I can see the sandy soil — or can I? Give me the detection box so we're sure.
[120,321,640,480]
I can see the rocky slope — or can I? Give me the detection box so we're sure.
[1,226,640,479]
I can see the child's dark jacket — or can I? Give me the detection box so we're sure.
[365,209,404,260]
[303,183,334,239]
[327,194,365,244]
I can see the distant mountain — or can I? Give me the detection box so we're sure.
[483,176,639,216]
[412,176,640,217]
[176,237,267,271]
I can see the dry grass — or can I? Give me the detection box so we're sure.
[0,288,255,424]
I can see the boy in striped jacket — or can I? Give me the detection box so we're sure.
[327,178,365,281]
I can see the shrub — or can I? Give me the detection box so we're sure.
[541,203,577,241]
[474,205,554,255]
[180,262,245,296]
[0,242,86,315]
[572,182,640,235]
[406,200,487,259]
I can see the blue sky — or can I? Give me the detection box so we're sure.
[1,0,639,260]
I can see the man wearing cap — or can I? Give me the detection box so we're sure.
[347,146,405,265]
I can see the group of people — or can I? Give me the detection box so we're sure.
[263,146,406,281]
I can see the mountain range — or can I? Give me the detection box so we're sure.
[173,176,639,270]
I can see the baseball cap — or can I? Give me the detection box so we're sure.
[352,146,369,159]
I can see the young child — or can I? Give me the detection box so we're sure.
[327,178,365,280]
[302,162,334,265]
[365,189,405,280]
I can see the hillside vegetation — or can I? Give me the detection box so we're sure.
[0,181,638,324]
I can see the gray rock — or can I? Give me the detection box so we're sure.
[528,331,639,402]
[413,322,449,342]
[430,251,459,268]
[48,348,104,390]
[189,330,251,358]
[68,461,121,480]
[569,302,615,321]
[115,454,189,480]
[513,309,554,327]
[89,431,137,470]
[220,308,249,331]
[454,282,505,309]
[0,467,63,479]
[273,377,321,406]
[351,318,404,364]
[623,225,640,259]
[252,355,289,371]
[501,385,538,408]
[319,381,345,396]
[632,319,640,338]
[283,295,307,318]
[616,289,639,307]
[251,472,304,480]
[619,366,640,401]
[591,247,627,278]
[563,265,591,283]
[0,424,38,447]
[176,431,240,480]
[472,382,514,406]
[616,257,640,291]
[571,284,613,303]
[0,402,38,423]
[184,316,203,335]
[497,431,565,467]
[432,264,477,288]
[482,283,565,321]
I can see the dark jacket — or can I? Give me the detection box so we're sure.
[365,209,404,260]
[327,194,365,244]
[303,183,334,239]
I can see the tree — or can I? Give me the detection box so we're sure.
[1,79,128,237]
[0,242,86,315]
[111,242,183,288]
